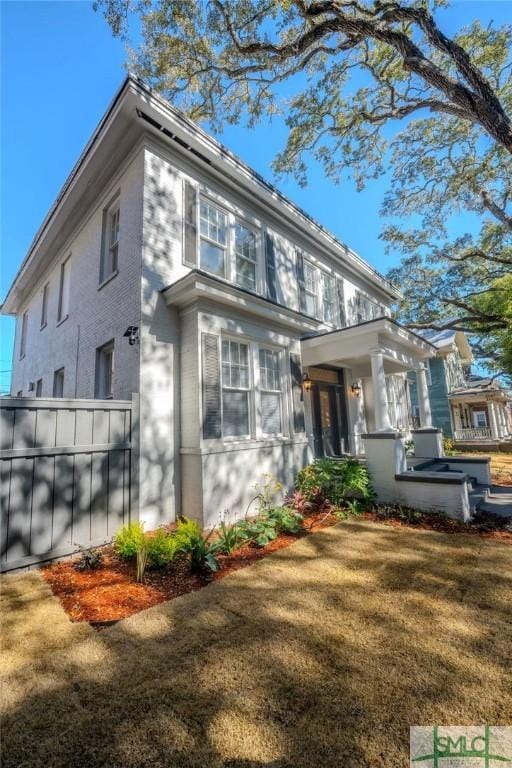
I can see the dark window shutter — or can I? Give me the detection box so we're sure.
[202,333,221,439]
[265,232,277,301]
[296,250,307,314]
[290,352,305,433]
[183,180,198,267]
[337,277,346,328]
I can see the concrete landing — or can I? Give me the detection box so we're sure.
[479,485,512,518]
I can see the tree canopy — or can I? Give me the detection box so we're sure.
[96,0,512,375]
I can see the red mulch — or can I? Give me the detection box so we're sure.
[362,510,512,543]
[42,510,339,628]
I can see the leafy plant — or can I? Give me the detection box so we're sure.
[443,437,455,456]
[146,528,179,568]
[174,517,221,573]
[267,506,303,534]
[215,520,246,555]
[239,517,278,548]
[247,474,284,517]
[296,458,374,507]
[375,504,425,524]
[114,521,146,559]
[344,499,365,517]
[405,439,415,457]
[74,545,103,571]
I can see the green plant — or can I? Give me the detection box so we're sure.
[114,521,146,559]
[174,518,221,573]
[443,437,455,456]
[267,506,303,534]
[146,528,179,568]
[344,499,365,517]
[74,545,103,571]
[215,520,246,555]
[405,439,415,456]
[239,517,278,548]
[246,474,284,517]
[296,458,374,507]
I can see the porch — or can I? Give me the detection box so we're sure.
[300,317,437,456]
[450,387,512,443]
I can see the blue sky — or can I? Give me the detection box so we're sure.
[1,0,510,393]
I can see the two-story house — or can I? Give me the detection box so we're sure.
[408,328,512,443]
[2,76,437,530]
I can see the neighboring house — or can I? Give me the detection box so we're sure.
[409,328,512,443]
[2,76,438,530]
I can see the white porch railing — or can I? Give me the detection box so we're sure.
[453,427,492,441]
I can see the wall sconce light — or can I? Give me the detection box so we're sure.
[351,382,362,397]
[302,373,313,393]
[123,326,140,346]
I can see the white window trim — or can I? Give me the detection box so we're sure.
[256,345,285,438]
[220,336,253,441]
[303,258,319,319]
[100,193,120,285]
[232,218,262,294]
[319,268,336,327]
[40,284,49,329]
[57,255,71,324]
[199,196,229,279]
[473,410,488,428]
[19,312,28,359]
[96,341,115,399]
[53,368,65,398]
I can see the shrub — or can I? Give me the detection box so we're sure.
[215,520,246,555]
[443,437,455,456]
[114,521,146,559]
[375,503,425,524]
[247,474,284,517]
[267,506,303,534]
[238,517,278,547]
[146,528,179,568]
[74,545,103,571]
[174,518,221,573]
[296,458,374,507]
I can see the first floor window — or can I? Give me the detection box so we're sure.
[234,221,257,291]
[320,272,335,325]
[53,368,65,397]
[35,379,43,397]
[19,311,28,358]
[96,341,114,399]
[473,410,488,428]
[259,348,282,435]
[221,339,250,437]
[200,199,227,277]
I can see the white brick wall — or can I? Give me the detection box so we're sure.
[11,149,144,400]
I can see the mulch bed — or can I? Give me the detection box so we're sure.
[42,509,338,628]
[363,508,512,542]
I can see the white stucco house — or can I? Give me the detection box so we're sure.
[2,76,491,530]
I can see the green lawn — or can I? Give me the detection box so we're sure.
[1,519,511,768]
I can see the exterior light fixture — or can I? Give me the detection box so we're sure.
[302,373,313,393]
[123,326,140,346]
[351,382,362,397]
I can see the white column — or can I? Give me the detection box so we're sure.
[498,404,507,437]
[370,349,393,432]
[416,363,433,428]
[488,401,499,440]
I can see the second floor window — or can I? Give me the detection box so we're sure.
[96,341,115,399]
[101,197,120,283]
[221,339,250,438]
[303,260,318,318]
[200,200,227,277]
[19,312,28,358]
[234,222,257,291]
[41,283,49,328]
[321,272,335,325]
[58,257,71,322]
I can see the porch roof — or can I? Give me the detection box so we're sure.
[301,317,437,378]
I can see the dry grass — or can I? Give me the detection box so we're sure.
[456,451,512,484]
[1,520,511,768]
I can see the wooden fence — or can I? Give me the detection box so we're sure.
[0,397,135,572]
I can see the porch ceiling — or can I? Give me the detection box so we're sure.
[301,317,436,378]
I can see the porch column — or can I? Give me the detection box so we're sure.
[416,363,433,428]
[488,401,499,440]
[370,348,393,432]
[498,404,507,438]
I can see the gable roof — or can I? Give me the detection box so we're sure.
[416,327,473,363]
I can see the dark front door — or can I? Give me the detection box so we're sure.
[312,378,349,457]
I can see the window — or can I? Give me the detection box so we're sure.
[234,222,257,291]
[58,257,71,322]
[199,199,227,277]
[320,272,335,325]
[355,292,380,323]
[221,339,250,437]
[259,348,282,435]
[96,341,114,399]
[473,410,488,428]
[19,312,28,358]
[101,199,120,282]
[53,368,65,397]
[41,284,49,328]
[303,260,318,318]
[35,379,43,397]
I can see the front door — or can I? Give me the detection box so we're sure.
[312,380,349,457]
